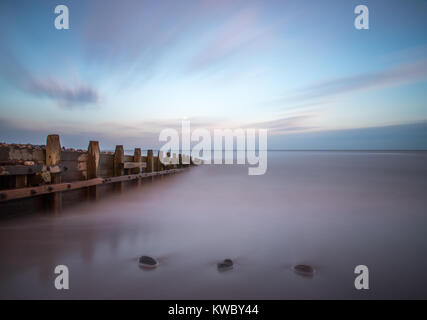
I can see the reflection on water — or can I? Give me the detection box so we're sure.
[1,151,427,299]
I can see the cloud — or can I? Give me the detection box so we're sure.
[245,115,316,134]
[0,117,159,150]
[28,79,98,109]
[286,59,427,103]
[190,6,268,70]
[0,116,232,150]
[3,116,427,151]
[79,0,276,83]
[268,121,427,150]
[0,48,99,109]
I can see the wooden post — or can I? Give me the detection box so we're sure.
[133,148,142,173]
[146,149,154,181]
[114,145,124,176]
[166,152,171,170]
[156,151,163,172]
[114,145,124,192]
[133,148,142,185]
[157,151,164,180]
[179,154,183,168]
[146,150,153,173]
[46,134,62,212]
[87,141,100,201]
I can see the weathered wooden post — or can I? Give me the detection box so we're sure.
[114,145,124,192]
[172,153,177,169]
[156,151,164,179]
[133,148,142,173]
[165,152,171,171]
[46,134,62,212]
[146,149,153,181]
[133,148,142,185]
[156,151,163,172]
[146,149,153,173]
[181,154,187,167]
[87,141,100,201]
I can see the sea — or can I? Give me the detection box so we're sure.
[1,151,427,299]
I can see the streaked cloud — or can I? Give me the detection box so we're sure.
[268,121,427,150]
[286,59,427,103]
[245,115,316,134]
[3,116,427,151]
[28,79,98,109]
[190,6,272,71]
[0,48,99,109]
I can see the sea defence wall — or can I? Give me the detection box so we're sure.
[0,135,197,215]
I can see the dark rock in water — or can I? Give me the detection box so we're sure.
[139,256,159,268]
[293,264,315,276]
[217,259,233,272]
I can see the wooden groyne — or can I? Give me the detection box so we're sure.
[0,135,197,213]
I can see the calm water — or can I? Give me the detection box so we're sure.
[1,151,427,299]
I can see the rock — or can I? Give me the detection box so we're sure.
[39,171,51,184]
[138,256,159,269]
[217,259,233,272]
[293,264,315,277]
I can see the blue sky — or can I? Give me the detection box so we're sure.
[0,0,427,149]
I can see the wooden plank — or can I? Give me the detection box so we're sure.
[0,164,62,176]
[0,145,45,162]
[0,168,186,203]
[14,175,27,188]
[61,151,86,161]
[60,152,88,181]
[123,155,133,162]
[0,178,104,202]
[124,162,146,169]
[99,153,114,178]
[0,164,42,175]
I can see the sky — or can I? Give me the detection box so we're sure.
[0,0,427,150]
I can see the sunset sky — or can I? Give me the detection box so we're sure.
[1,0,427,149]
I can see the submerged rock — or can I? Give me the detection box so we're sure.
[217,259,233,272]
[293,264,315,277]
[138,256,159,269]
